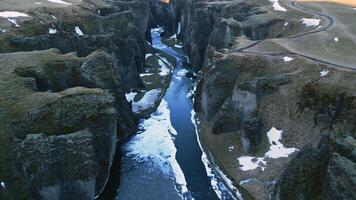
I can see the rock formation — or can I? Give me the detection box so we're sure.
[0,0,151,199]
[0,0,355,199]
[169,0,356,199]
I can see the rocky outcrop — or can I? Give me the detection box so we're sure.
[18,130,98,200]
[323,153,356,200]
[0,48,135,200]
[179,0,312,70]
[192,48,356,198]
[182,1,356,199]
[276,135,356,200]
[0,0,150,90]
[0,0,153,198]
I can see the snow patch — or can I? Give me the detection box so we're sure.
[174,69,188,80]
[239,179,254,185]
[0,11,29,18]
[0,181,5,188]
[0,12,29,27]
[140,73,154,77]
[8,19,20,27]
[170,34,177,39]
[158,55,173,68]
[49,28,57,34]
[0,29,7,33]
[229,146,235,152]
[177,22,181,34]
[126,99,188,195]
[174,44,183,48]
[284,22,289,26]
[132,89,161,113]
[269,0,287,12]
[125,92,137,102]
[301,18,320,27]
[75,26,84,35]
[145,53,153,59]
[238,156,267,171]
[334,37,339,42]
[320,69,329,77]
[46,0,72,5]
[191,110,242,200]
[283,56,294,62]
[265,127,299,159]
[176,69,188,77]
[238,127,298,171]
[158,59,171,76]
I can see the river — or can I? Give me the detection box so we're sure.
[116,28,236,200]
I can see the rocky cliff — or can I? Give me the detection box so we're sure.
[0,0,152,199]
[175,0,356,199]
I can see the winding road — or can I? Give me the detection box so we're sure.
[235,0,356,71]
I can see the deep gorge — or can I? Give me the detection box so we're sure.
[0,0,355,200]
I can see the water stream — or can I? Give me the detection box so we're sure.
[116,28,236,200]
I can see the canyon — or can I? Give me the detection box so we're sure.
[0,0,355,200]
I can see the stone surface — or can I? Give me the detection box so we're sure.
[0,0,152,198]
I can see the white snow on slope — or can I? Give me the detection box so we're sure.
[238,156,267,171]
[177,22,181,34]
[7,18,20,27]
[265,127,299,159]
[320,69,329,77]
[49,28,57,34]
[283,56,294,62]
[0,11,29,18]
[269,0,287,12]
[126,99,188,195]
[191,109,242,200]
[174,44,183,48]
[75,26,84,35]
[145,53,153,59]
[140,73,154,77]
[125,92,137,102]
[132,89,161,113]
[229,146,235,152]
[158,59,171,76]
[334,37,339,42]
[46,0,72,5]
[238,127,298,171]
[0,11,29,28]
[301,18,320,27]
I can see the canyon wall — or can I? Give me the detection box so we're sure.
[176,0,356,199]
[0,0,152,199]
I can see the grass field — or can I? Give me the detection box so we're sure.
[298,0,356,7]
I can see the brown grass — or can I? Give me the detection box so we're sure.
[298,0,356,7]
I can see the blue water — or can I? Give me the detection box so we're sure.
[116,28,235,200]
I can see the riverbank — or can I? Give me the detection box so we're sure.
[117,27,239,200]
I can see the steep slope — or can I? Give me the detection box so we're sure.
[0,0,151,199]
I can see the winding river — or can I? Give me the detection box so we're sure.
[116,28,236,200]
